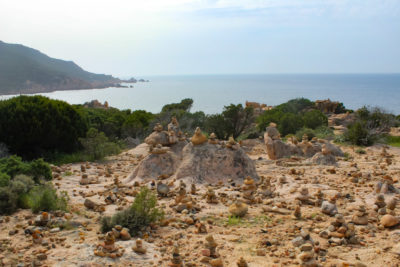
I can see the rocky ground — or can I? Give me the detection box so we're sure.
[1,142,400,267]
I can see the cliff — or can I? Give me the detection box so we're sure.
[0,40,121,94]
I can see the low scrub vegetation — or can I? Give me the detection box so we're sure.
[101,187,164,235]
[344,106,398,146]
[257,98,329,136]
[0,156,68,215]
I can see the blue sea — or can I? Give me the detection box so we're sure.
[1,74,400,114]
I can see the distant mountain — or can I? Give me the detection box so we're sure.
[0,40,121,94]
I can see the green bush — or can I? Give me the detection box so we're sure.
[355,148,366,154]
[257,98,317,135]
[0,156,52,183]
[345,121,371,146]
[385,135,400,147]
[205,104,254,139]
[277,98,314,113]
[101,187,164,235]
[27,184,68,213]
[0,173,10,187]
[0,187,17,214]
[295,128,316,141]
[79,128,121,160]
[303,110,328,129]
[279,113,303,136]
[161,98,193,113]
[344,106,396,146]
[0,95,87,159]
[334,102,347,114]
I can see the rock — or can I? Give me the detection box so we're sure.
[120,228,131,240]
[84,199,97,210]
[37,254,47,261]
[236,257,248,267]
[132,239,146,254]
[210,258,223,267]
[191,127,208,145]
[228,201,248,217]
[145,123,170,146]
[50,227,60,233]
[321,200,338,216]
[126,151,179,182]
[311,152,337,165]
[157,182,170,196]
[292,236,305,247]
[175,142,259,184]
[380,214,400,228]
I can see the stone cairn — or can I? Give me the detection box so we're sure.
[132,238,146,254]
[168,245,183,267]
[208,133,218,144]
[205,187,218,204]
[320,214,359,246]
[295,187,313,205]
[94,232,124,258]
[242,176,257,204]
[351,205,369,225]
[373,194,387,215]
[236,257,248,267]
[201,235,223,267]
[191,127,208,145]
[228,200,248,217]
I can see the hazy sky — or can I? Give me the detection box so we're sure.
[1,0,400,77]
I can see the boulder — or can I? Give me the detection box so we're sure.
[174,142,259,184]
[311,152,337,165]
[380,214,400,228]
[126,151,179,182]
[144,131,169,146]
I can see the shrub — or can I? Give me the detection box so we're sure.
[0,95,87,159]
[161,98,193,113]
[355,148,366,154]
[303,110,328,129]
[295,128,316,141]
[279,113,303,136]
[277,98,314,113]
[385,135,400,147]
[101,187,163,235]
[345,121,371,146]
[205,104,254,139]
[0,187,17,214]
[0,156,52,183]
[79,128,121,160]
[0,173,10,187]
[345,106,396,146]
[27,184,68,213]
[334,102,347,114]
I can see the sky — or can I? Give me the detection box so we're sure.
[1,0,400,77]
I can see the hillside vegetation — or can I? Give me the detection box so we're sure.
[0,40,120,94]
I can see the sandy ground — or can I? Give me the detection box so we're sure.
[1,142,400,267]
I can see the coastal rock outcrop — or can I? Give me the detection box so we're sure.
[264,123,343,164]
[174,142,259,184]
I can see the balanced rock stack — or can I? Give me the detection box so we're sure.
[351,205,369,225]
[169,245,183,267]
[94,232,124,258]
[324,214,359,245]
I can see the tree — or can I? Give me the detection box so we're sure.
[0,96,87,159]
[79,128,120,160]
[161,98,194,113]
[278,113,303,136]
[303,110,328,129]
[205,104,254,139]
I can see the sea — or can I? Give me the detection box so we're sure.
[1,74,400,114]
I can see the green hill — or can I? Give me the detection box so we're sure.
[0,40,120,94]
